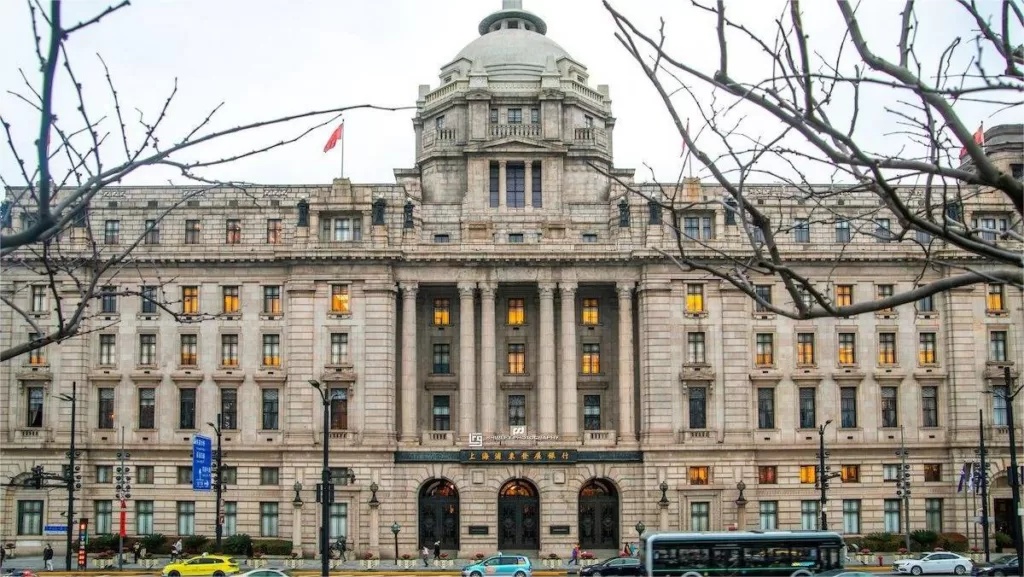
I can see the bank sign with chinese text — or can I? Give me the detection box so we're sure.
[460,449,577,464]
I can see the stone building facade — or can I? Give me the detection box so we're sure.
[2,0,1023,559]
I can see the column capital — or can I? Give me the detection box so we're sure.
[479,282,497,299]
[458,282,477,298]
[498,160,508,167]
[558,281,578,295]
[616,281,636,298]
[538,282,557,298]
[399,281,419,295]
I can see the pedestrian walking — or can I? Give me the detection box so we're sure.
[336,535,348,562]
[433,540,441,561]
[421,545,430,567]
[1,543,6,570]
[569,544,579,566]
[43,543,53,571]
[132,541,141,563]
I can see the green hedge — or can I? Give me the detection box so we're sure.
[138,534,169,555]
[937,532,969,552]
[222,534,253,556]
[253,539,292,555]
[85,534,120,553]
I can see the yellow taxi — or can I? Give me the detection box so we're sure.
[161,553,241,576]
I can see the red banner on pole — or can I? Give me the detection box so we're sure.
[119,500,127,537]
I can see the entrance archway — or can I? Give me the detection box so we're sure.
[579,478,619,550]
[498,479,540,550]
[419,479,460,550]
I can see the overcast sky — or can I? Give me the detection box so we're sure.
[0,0,1015,188]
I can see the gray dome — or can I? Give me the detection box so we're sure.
[455,28,570,73]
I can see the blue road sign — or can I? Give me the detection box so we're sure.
[44,524,67,535]
[192,434,212,491]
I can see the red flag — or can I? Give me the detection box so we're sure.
[959,123,984,158]
[323,123,343,153]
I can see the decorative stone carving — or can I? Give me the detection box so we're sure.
[403,200,415,229]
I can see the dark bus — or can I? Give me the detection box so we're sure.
[640,530,846,577]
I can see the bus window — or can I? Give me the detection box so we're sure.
[712,548,740,569]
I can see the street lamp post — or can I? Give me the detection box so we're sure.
[977,410,992,563]
[207,414,224,551]
[57,382,80,571]
[816,419,838,531]
[114,427,131,570]
[896,426,912,551]
[392,522,401,561]
[996,367,1024,573]
[658,481,669,507]
[309,380,332,577]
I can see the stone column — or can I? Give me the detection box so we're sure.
[292,502,303,555]
[525,161,533,208]
[369,501,380,558]
[538,282,557,436]
[459,282,477,437]
[400,282,418,443]
[498,161,507,209]
[480,282,498,437]
[617,282,636,442]
[559,282,578,438]
[659,504,669,532]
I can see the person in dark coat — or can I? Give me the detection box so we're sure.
[43,543,54,571]
[433,540,441,561]
[245,541,254,559]
[132,541,141,563]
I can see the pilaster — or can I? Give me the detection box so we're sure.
[458,282,477,438]
[361,282,398,444]
[617,281,636,442]
[559,282,578,438]
[399,282,418,443]
[479,282,498,437]
[538,282,557,436]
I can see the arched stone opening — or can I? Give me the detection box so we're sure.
[418,479,460,550]
[498,479,539,550]
[578,478,619,550]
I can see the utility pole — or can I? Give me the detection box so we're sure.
[1001,367,1024,573]
[57,382,80,571]
[896,426,911,551]
[978,410,991,563]
[114,428,131,570]
[816,420,839,530]
[209,414,224,551]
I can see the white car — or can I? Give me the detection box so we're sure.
[892,552,973,575]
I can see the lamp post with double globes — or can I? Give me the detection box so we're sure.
[308,380,332,577]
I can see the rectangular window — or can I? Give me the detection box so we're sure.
[17,501,43,535]
[919,332,937,365]
[179,388,196,429]
[682,216,714,240]
[530,108,540,124]
[30,285,46,312]
[841,465,860,483]
[433,298,450,326]
[94,500,112,534]
[331,216,363,241]
[877,284,895,312]
[690,502,710,532]
[266,219,282,244]
[884,499,902,533]
[260,502,279,537]
[686,284,705,313]
[990,331,1008,362]
[98,388,115,429]
[688,387,707,429]
[104,220,120,245]
[144,220,159,244]
[136,466,154,484]
[922,386,938,427]
[883,464,900,482]
[581,233,598,243]
[838,333,856,365]
[263,285,282,314]
[754,285,772,312]
[221,389,238,430]
[758,466,777,484]
[330,333,349,365]
[757,388,775,429]
[180,334,198,366]
[175,465,190,483]
[581,298,599,325]
[489,161,499,208]
[182,286,199,315]
[432,343,451,374]
[508,394,526,427]
[331,285,349,314]
[221,334,239,367]
[225,219,241,244]
[507,343,526,374]
[917,291,935,312]
[687,332,706,364]
[507,108,522,123]
[184,220,201,245]
[759,501,778,530]
[925,498,943,532]
[262,388,279,430]
[801,500,819,531]
[794,218,810,242]
[531,161,543,207]
[875,218,892,242]
[836,220,851,243]
[878,332,897,365]
[843,500,861,534]
[329,503,348,540]
[101,286,118,314]
[581,343,600,374]
[96,465,112,483]
[177,501,195,536]
[222,286,239,314]
[508,233,524,243]
[755,333,774,366]
[99,334,117,365]
[262,334,281,367]
[506,162,525,208]
[797,333,815,365]
[432,395,450,431]
[925,464,942,482]
[220,467,237,484]
[140,286,157,314]
[434,234,450,243]
[881,386,898,428]
[987,282,1003,309]
[135,501,153,535]
[689,466,709,485]
[799,387,816,429]
[994,385,1009,426]
[27,333,45,365]
[223,502,237,537]
[840,387,857,428]
[138,388,156,429]
[26,386,43,427]
[260,467,280,485]
[800,465,817,484]
[507,298,525,325]
[836,284,853,307]
[583,395,602,431]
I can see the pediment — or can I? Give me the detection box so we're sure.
[468,137,563,153]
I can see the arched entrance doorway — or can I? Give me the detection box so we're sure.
[579,478,619,550]
[498,479,540,550]
[419,479,460,550]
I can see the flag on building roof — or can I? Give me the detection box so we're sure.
[959,123,984,158]
[323,123,344,153]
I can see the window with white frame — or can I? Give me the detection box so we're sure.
[94,500,112,534]
[801,500,819,530]
[884,499,902,532]
[177,501,195,535]
[17,500,43,535]
[842,500,861,534]
[690,502,710,532]
[135,501,153,535]
[759,501,778,530]
[99,334,116,365]
[260,502,279,537]
[990,331,1008,362]
[687,332,706,364]
[330,333,349,365]
[322,215,363,242]
[925,498,943,532]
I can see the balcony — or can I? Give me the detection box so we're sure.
[573,126,608,149]
[421,128,461,152]
[422,430,455,446]
[582,430,617,446]
[490,123,541,139]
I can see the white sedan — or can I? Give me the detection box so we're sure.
[892,552,973,575]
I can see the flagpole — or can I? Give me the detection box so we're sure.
[340,120,345,180]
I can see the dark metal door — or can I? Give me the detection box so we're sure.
[579,495,619,550]
[419,496,460,550]
[498,496,540,549]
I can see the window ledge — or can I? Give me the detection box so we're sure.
[986,309,1009,316]
[260,314,284,321]
[875,311,898,319]
[685,311,708,319]
[328,312,352,319]
[220,314,241,321]
[916,312,939,320]
[752,312,776,320]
